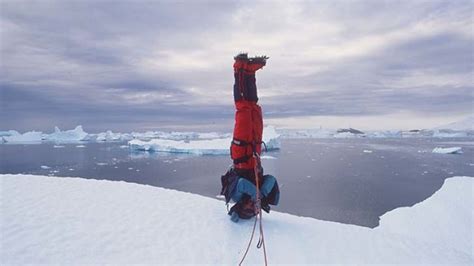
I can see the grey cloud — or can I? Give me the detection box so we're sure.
[1,0,472,131]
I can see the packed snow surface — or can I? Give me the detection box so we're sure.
[432,147,463,154]
[129,126,281,154]
[1,174,472,264]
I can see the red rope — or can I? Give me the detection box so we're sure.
[238,154,268,266]
[238,214,258,266]
[254,154,268,265]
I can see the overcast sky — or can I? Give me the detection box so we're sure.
[1,0,472,132]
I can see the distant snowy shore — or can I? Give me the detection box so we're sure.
[1,174,472,264]
[1,124,473,146]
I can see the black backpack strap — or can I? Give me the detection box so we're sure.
[220,168,239,204]
[233,154,253,164]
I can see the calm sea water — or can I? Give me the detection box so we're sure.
[1,138,473,228]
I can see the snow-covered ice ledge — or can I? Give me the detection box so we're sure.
[1,174,472,264]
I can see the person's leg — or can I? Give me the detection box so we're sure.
[260,175,276,198]
[231,178,257,202]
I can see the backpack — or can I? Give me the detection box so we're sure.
[221,167,280,216]
[220,167,239,204]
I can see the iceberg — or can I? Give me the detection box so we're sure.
[1,174,472,264]
[0,130,20,137]
[2,126,88,143]
[129,137,231,155]
[432,147,463,154]
[127,130,230,142]
[2,130,43,143]
[260,155,277,160]
[43,126,88,142]
[365,130,402,138]
[129,126,280,154]
[2,123,472,145]
[333,131,364,138]
[279,128,335,138]
[262,125,280,150]
[95,130,129,142]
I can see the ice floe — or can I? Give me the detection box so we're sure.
[432,147,463,154]
[129,126,281,155]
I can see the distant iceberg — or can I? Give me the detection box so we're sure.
[2,130,43,143]
[432,147,463,154]
[129,126,281,154]
[432,130,468,138]
[129,138,231,155]
[43,126,88,142]
[0,130,20,137]
[2,122,473,145]
[95,130,132,142]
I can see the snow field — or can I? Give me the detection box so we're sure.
[1,174,472,264]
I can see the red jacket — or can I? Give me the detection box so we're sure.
[231,58,265,171]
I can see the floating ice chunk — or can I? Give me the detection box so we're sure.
[260,155,277,160]
[279,128,334,138]
[363,150,373,153]
[96,162,108,166]
[76,145,86,148]
[3,131,43,143]
[130,137,232,155]
[45,126,88,142]
[262,126,281,150]
[433,130,467,138]
[366,130,402,138]
[432,147,462,154]
[96,130,123,142]
[40,165,51,169]
[0,130,20,137]
[333,132,358,138]
[129,126,280,155]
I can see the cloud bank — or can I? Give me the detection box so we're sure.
[1,0,472,131]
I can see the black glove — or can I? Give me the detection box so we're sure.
[234,53,249,61]
[249,55,269,65]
